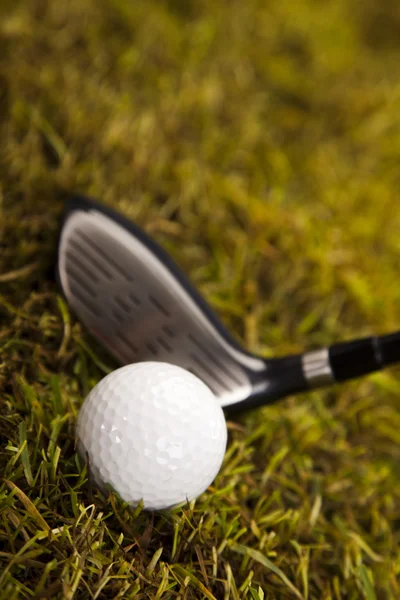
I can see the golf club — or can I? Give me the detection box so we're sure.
[57,195,400,413]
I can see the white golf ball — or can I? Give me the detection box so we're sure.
[76,362,227,510]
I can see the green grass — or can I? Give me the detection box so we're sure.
[1,0,400,597]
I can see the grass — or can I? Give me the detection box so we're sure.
[1,0,400,597]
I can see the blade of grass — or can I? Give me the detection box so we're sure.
[18,422,33,487]
[170,565,217,600]
[4,480,50,531]
[229,542,303,600]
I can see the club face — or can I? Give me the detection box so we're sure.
[57,197,269,407]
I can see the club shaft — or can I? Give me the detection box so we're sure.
[233,331,400,414]
[303,331,400,387]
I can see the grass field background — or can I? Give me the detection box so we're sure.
[1,0,400,598]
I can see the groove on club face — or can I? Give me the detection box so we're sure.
[58,203,270,406]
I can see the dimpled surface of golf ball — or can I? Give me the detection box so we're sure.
[76,362,227,510]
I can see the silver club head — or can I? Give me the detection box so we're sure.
[57,196,278,410]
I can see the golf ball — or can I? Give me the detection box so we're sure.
[76,362,227,510]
